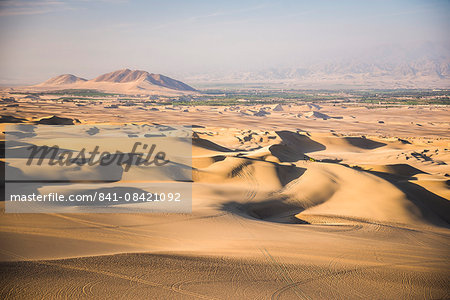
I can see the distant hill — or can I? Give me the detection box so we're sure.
[91,69,196,91]
[37,74,87,86]
[33,69,197,95]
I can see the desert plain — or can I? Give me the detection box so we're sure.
[0,86,449,299]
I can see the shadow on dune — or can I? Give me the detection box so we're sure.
[221,200,309,224]
[270,131,326,162]
[220,159,449,228]
[192,138,237,152]
[219,162,307,223]
[364,169,450,227]
[379,164,428,177]
[34,116,80,125]
[275,165,306,186]
[3,140,76,159]
[324,160,449,228]
[276,131,326,152]
[215,155,306,187]
[344,137,386,150]
[3,156,124,182]
[0,115,27,123]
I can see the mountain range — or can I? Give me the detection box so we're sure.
[185,43,450,89]
[186,60,450,89]
[34,69,196,95]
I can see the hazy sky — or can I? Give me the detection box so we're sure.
[0,0,449,84]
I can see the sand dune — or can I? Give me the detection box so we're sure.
[302,111,342,120]
[0,102,449,299]
[34,115,80,125]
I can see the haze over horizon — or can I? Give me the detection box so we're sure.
[0,0,449,86]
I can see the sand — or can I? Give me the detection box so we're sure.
[0,98,449,299]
